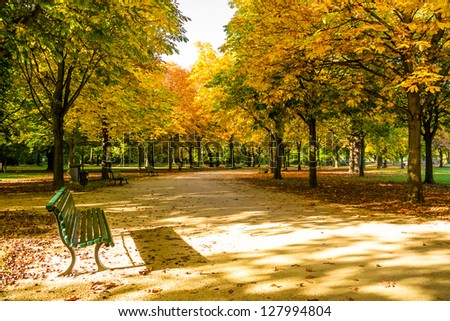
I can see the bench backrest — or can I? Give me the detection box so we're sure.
[46,187,80,246]
[107,168,117,178]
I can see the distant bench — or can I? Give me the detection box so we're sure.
[46,187,114,276]
[146,165,158,176]
[107,168,128,185]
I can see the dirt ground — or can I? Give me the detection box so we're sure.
[1,169,450,301]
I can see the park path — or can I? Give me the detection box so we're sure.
[2,169,450,301]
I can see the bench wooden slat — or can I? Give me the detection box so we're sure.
[71,212,81,247]
[80,209,87,247]
[101,209,114,247]
[97,208,108,243]
[46,187,68,211]
[92,208,101,243]
[86,209,94,246]
[56,190,75,244]
[65,206,79,246]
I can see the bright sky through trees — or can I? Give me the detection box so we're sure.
[165,0,235,69]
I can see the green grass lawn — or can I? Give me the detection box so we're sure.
[363,166,450,185]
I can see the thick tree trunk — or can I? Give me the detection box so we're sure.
[377,155,383,169]
[46,146,54,171]
[296,141,301,171]
[349,136,359,173]
[138,143,144,170]
[52,110,65,190]
[308,117,318,188]
[423,132,434,184]
[273,135,283,179]
[407,92,424,202]
[147,141,155,167]
[359,135,365,177]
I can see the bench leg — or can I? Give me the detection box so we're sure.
[58,245,76,277]
[94,242,108,272]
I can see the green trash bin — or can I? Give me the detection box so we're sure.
[80,171,88,188]
[69,165,81,182]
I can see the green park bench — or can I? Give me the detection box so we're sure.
[107,168,128,185]
[146,165,158,176]
[46,187,114,276]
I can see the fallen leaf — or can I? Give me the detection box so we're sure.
[64,295,80,301]
[147,288,162,293]
[349,287,359,292]
[306,267,313,272]
[270,283,282,288]
[91,282,118,294]
[379,281,396,288]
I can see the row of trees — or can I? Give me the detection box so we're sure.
[2,1,450,203]
[213,0,450,202]
[1,1,188,188]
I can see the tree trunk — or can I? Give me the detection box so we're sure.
[308,117,318,187]
[1,145,6,173]
[439,149,443,168]
[407,91,424,202]
[138,143,144,170]
[423,131,434,184]
[349,136,359,173]
[206,145,214,167]
[359,135,365,177]
[400,154,405,169]
[168,140,174,172]
[52,110,65,190]
[377,155,383,169]
[273,135,283,179]
[229,136,235,169]
[101,126,110,179]
[67,138,74,170]
[147,141,155,167]
[296,141,301,171]
[89,146,94,165]
[46,146,54,171]
[189,145,193,168]
[196,138,202,168]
